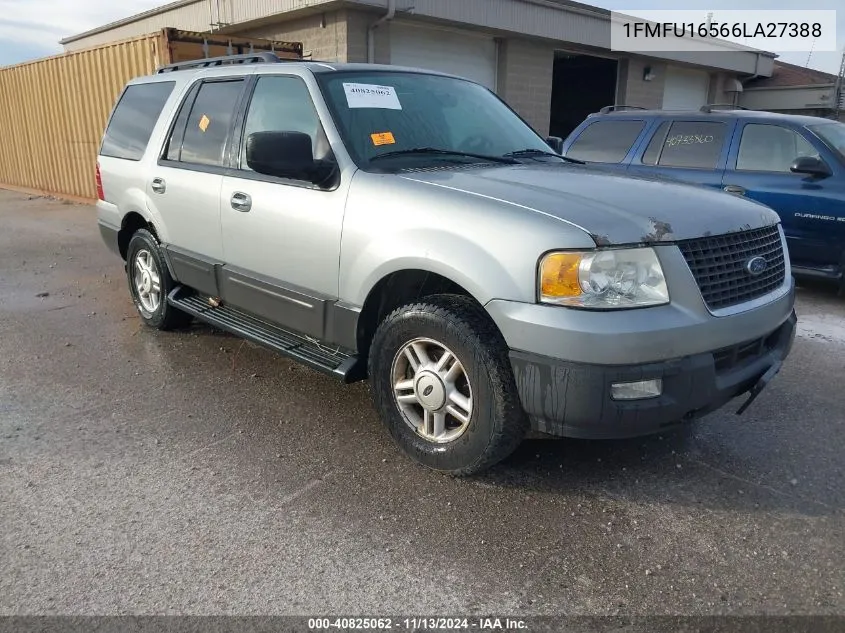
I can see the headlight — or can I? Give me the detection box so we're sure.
[539,247,669,308]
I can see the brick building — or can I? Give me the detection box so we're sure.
[61,0,776,137]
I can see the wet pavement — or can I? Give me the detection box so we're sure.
[0,189,843,616]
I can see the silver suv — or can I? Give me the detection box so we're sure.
[97,54,796,475]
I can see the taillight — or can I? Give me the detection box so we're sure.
[95,162,105,201]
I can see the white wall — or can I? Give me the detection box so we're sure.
[741,86,837,111]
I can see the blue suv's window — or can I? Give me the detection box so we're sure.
[567,120,644,163]
[809,122,845,163]
[737,124,818,172]
[642,120,727,169]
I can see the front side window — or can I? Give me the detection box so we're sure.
[240,76,324,170]
[736,124,818,172]
[101,82,175,161]
[175,80,244,166]
[809,122,845,164]
[644,121,727,169]
[316,71,555,169]
[566,120,645,163]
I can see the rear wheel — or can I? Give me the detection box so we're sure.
[126,229,192,330]
[369,295,527,475]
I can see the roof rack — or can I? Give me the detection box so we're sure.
[699,104,749,113]
[598,105,647,114]
[156,52,285,74]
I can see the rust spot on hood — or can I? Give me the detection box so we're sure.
[642,218,674,243]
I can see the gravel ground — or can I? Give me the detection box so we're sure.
[0,189,843,618]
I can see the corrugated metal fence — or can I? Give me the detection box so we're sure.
[0,34,161,201]
[0,29,302,201]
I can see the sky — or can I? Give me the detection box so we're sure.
[0,0,842,76]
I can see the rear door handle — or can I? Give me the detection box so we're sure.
[151,178,166,194]
[230,192,252,212]
[724,185,745,195]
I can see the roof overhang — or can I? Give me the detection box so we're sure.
[61,0,204,44]
[744,83,836,91]
[61,0,776,76]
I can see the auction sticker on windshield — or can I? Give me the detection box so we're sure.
[371,132,396,146]
[343,83,402,110]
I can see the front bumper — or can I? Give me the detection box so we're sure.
[510,310,797,439]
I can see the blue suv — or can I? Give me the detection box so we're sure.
[561,106,845,290]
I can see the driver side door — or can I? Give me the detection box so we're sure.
[219,74,349,340]
[722,122,844,270]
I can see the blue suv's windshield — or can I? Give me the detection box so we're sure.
[809,122,845,164]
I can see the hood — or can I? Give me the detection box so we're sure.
[401,163,779,245]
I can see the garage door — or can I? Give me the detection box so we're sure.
[662,66,710,110]
[389,23,497,90]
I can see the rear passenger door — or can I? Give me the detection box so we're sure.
[562,119,647,171]
[149,77,247,296]
[627,119,734,189]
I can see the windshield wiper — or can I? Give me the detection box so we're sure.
[370,147,518,164]
[503,148,584,164]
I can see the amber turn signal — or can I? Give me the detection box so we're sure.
[540,252,583,299]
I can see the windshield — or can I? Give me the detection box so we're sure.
[316,71,555,169]
[808,122,845,163]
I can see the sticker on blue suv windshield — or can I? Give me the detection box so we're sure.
[343,83,402,110]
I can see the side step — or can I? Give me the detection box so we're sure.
[168,288,367,383]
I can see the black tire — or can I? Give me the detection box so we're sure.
[125,229,192,331]
[368,294,528,475]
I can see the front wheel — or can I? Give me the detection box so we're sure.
[369,295,528,475]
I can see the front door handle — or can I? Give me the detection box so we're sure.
[230,192,252,212]
[724,185,746,195]
[151,178,166,194]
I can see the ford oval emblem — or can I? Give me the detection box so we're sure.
[746,256,768,276]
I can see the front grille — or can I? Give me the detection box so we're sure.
[713,329,780,374]
[678,225,786,310]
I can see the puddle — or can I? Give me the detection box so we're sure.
[796,313,845,345]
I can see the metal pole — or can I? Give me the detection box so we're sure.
[833,50,845,121]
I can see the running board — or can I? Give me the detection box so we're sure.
[168,288,367,383]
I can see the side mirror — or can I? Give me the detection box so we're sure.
[246,131,324,182]
[790,155,831,179]
[546,136,564,154]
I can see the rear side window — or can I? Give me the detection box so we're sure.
[642,121,727,169]
[101,82,175,161]
[175,80,244,166]
[566,120,645,163]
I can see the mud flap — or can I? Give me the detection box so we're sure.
[736,359,783,415]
